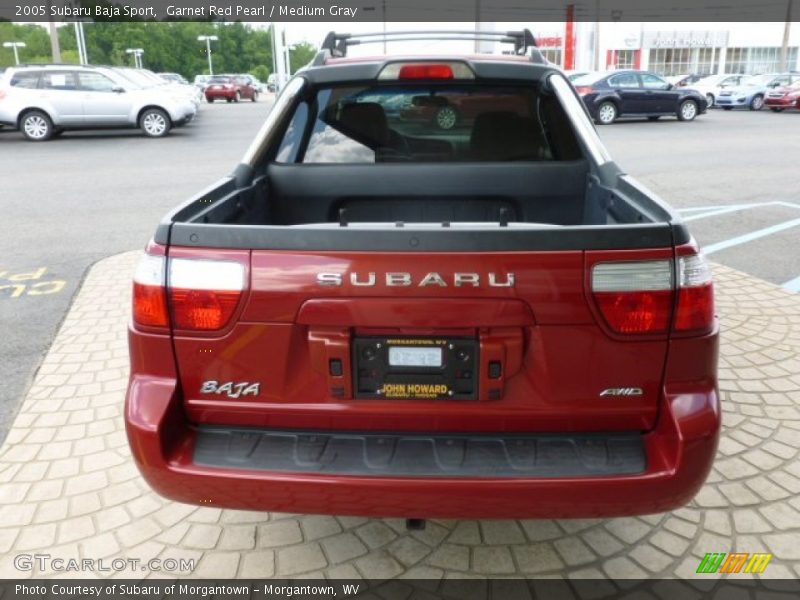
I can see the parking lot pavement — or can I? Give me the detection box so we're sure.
[0,100,273,446]
[1,250,799,582]
[599,109,800,291]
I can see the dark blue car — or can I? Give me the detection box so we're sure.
[573,70,708,125]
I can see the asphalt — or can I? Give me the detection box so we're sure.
[0,100,275,444]
[1,102,799,445]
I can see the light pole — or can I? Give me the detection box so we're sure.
[126,48,144,69]
[197,35,218,75]
[3,42,26,65]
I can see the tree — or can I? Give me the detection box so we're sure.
[0,21,282,79]
[290,41,317,73]
[0,23,51,66]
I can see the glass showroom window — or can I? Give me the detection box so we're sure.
[694,47,718,75]
[539,47,563,67]
[649,48,693,76]
[615,50,637,69]
[726,47,800,74]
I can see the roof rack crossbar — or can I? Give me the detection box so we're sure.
[320,29,537,59]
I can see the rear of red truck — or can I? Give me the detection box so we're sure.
[126,34,720,519]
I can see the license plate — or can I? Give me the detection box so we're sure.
[353,337,478,400]
[388,346,442,367]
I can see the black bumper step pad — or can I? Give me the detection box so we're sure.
[193,427,646,478]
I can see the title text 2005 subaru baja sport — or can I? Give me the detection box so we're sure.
[126,31,719,519]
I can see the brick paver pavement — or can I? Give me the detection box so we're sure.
[1,251,799,580]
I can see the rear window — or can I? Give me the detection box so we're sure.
[278,84,583,164]
[10,71,40,89]
[208,76,232,84]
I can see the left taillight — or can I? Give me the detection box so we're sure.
[133,254,168,329]
[168,258,245,331]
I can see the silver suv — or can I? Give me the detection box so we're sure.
[0,64,197,141]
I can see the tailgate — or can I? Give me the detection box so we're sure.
[169,247,675,434]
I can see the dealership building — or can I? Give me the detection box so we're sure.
[529,22,800,76]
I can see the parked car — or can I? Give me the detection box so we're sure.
[204,75,259,103]
[565,70,589,82]
[765,80,800,111]
[714,73,799,110]
[0,64,196,141]
[193,74,210,90]
[244,74,266,93]
[158,72,189,85]
[127,31,719,520]
[399,89,529,130]
[573,70,707,124]
[115,67,202,108]
[665,73,704,88]
[684,73,746,107]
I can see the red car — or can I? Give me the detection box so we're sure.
[765,81,800,111]
[204,75,258,103]
[400,90,529,130]
[126,30,719,521]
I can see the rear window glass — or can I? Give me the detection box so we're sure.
[10,71,40,88]
[572,73,606,86]
[208,76,232,84]
[285,84,582,164]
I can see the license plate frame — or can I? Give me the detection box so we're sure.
[353,337,478,400]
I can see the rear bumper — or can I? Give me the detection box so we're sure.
[205,89,236,99]
[714,96,746,106]
[126,362,720,519]
[765,98,797,107]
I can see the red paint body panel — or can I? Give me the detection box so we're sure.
[125,325,720,518]
[764,87,800,109]
[126,241,720,517]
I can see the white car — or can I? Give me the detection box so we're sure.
[685,74,746,107]
[116,68,202,108]
[0,65,196,141]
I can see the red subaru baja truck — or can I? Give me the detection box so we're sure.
[126,30,720,520]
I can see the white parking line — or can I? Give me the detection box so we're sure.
[678,205,741,212]
[782,276,800,293]
[682,203,765,222]
[703,216,800,255]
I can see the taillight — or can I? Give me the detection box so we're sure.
[674,254,714,334]
[591,260,673,334]
[0,89,7,101]
[168,258,245,331]
[575,86,594,95]
[133,254,168,328]
[378,62,474,81]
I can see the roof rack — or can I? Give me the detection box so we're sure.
[14,63,96,69]
[319,29,537,61]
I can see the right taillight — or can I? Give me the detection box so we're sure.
[591,260,674,335]
[575,86,594,95]
[674,253,714,334]
[591,254,715,337]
